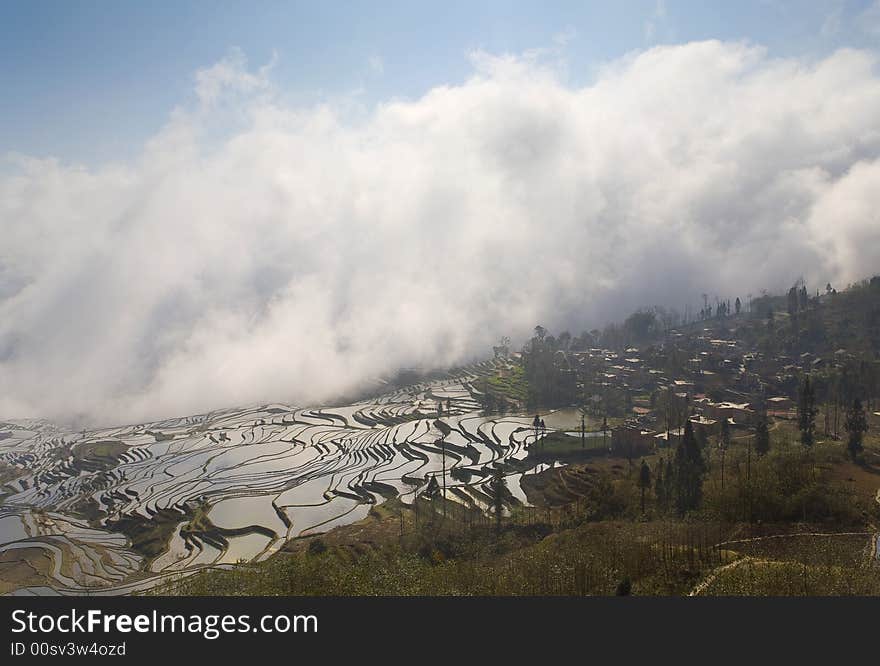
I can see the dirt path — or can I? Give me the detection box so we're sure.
[690,528,877,596]
[873,489,880,560]
[714,531,872,550]
[731,418,781,443]
[688,556,757,596]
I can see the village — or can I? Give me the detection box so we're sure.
[491,278,880,465]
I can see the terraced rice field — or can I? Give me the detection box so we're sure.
[0,362,558,595]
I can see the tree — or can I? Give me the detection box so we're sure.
[579,404,588,449]
[844,398,868,461]
[532,413,542,448]
[797,376,818,447]
[638,459,652,514]
[695,425,709,451]
[719,417,730,490]
[735,297,741,315]
[654,460,665,509]
[489,469,507,536]
[788,286,799,316]
[423,475,441,500]
[479,390,497,415]
[754,403,770,456]
[674,420,705,515]
[558,330,572,350]
[493,336,511,359]
[523,325,578,408]
[307,538,327,556]
[623,309,659,343]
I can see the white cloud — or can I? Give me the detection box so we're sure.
[2,40,880,425]
[194,47,273,106]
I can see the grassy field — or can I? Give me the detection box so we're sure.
[155,519,726,596]
[155,416,880,597]
[70,439,129,473]
[484,365,528,402]
[697,557,880,596]
[530,430,608,456]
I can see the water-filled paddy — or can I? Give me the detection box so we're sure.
[0,364,567,594]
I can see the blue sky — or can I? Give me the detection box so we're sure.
[2,0,879,165]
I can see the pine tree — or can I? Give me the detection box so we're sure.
[719,417,730,490]
[754,404,770,456]
[674,420,705,515]
[797,376,818,447]
[845,398,868,461]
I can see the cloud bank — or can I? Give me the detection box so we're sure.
[2,41,880,425]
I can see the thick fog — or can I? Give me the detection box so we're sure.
[2,41,880,425]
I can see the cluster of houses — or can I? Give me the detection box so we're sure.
[500,314,875,459]
[559,328,813,458]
